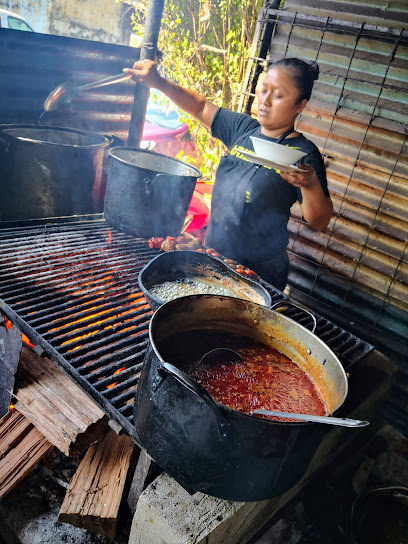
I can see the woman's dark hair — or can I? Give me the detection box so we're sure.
[267,58,319,102]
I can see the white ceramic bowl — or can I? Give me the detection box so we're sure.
[250,136,307,165]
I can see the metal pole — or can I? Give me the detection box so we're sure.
[127,0,165,146]
[244,0,280,116]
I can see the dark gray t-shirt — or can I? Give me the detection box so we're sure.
[205,107,328,264]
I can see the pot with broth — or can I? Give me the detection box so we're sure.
[138,250,271,309]
[148,276,256,302]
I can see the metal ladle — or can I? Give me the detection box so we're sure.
[199,348,244,366]
[43,72,133,112]
[251,409,369,427]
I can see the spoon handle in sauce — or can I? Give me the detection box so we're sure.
[251,410,370,427]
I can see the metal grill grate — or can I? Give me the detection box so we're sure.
[0,216,373,441]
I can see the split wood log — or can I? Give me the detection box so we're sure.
[58,428,135,539]
[127,449,163,514]
[13,345,108,456]
[0,410,52,500]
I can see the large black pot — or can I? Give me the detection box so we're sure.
[134,295,349,502]
[0,124,109,221]
[104,147,201,238]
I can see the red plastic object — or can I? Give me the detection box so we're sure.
[185,180,213,233]
[141,121,197,159]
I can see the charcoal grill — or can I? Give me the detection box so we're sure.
[0,215,374,443]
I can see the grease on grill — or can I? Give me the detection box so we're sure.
[149,276,252,302]
[185,338,326,421]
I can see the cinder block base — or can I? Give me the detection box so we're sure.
[128,472,280,544]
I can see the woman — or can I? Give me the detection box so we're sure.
[123,57,333,291]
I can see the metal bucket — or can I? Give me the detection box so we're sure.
[350,486,408,544]
[103,147,201,238]
[0,124,109,221]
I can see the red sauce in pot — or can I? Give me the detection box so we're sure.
[157,331,326,422]
[185,340,326,421]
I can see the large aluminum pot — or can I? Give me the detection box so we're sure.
[104,147,201,238]
[134,295,349,502]
[0,124,109,221]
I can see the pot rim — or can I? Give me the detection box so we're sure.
[0,123,110,149]
[108,145,202,178]
[148,293,349,423]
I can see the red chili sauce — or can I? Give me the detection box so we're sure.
[184,339,326,421]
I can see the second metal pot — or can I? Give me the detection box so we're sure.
[104,147,201,238]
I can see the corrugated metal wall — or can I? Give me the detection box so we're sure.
[240,1,408,432]
[0,28,140,140]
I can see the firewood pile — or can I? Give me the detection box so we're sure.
[0,341,160,541]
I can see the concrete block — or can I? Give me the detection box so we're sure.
[128,472,284,544]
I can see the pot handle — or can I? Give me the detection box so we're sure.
[270,300,317,333]
[0,135,10,152]
[157,361,230,436]
[159,361,215,400]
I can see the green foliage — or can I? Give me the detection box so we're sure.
[118,0,262,178]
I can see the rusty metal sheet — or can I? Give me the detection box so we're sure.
[248,7,408,344]
[241,4,408,433]
[0,28,140,139]
[283,0,408,30]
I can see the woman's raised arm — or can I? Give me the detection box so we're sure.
[123,60,218,130]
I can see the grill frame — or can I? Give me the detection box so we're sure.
[0,215,374,443]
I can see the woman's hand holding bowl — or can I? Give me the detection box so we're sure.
[280,163,319,190]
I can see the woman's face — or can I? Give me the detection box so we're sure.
[257,67,307,137]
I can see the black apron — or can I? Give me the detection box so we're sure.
[205,127,295,289]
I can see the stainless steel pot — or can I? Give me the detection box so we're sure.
[134,295,349,501]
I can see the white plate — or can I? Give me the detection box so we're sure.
[239,149,307,173]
